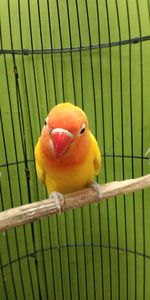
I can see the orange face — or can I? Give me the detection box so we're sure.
[40,103,91,165]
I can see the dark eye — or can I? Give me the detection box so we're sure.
[79,123,86,136]
[45,117,48,126]
[80,127,85,134]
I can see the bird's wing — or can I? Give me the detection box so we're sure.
[34,140,45,184]
[35,160,45,183]
[90,132,101,175]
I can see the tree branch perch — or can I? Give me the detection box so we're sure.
[0,173,150,232]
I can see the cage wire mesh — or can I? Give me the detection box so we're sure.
[0,0,150,299]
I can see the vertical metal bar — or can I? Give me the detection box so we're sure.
[46,1,65,298]
[65,1,80,299]
[26,1,50,298]
[17,1,44,298]
[52,1,71,298]
[115,1,128,299]
[55,0,65,100]
[104,0,115,298]
[65,0,76,104]
[0,253,8,299]
[0,112,18,300]
[148,0,150,21]
[126,1,136,299]
[14,67,36,300]
[75,0,84,109]
[136,2,145,300]
[95,0,105,298]
[36,0,49,113]
[56,1,72,297]
[2,2,28,298]
[12,7,40,297]
[27,0,42,130]
[0,159,9,299]
[36,2,58,298]
[84,0,98,298]
[46,0,57,105]
[55,218,65,300]
[74,1,88,298]
[45,2,59,298]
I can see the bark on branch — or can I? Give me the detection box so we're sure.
[0,173,150,232]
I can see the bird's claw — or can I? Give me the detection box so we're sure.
[49,191,64,214]
[88,181,103,200]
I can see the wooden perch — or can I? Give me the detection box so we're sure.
[0,174,150,232]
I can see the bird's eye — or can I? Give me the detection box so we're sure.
[79,123,86,136]
[45,117,48,126]
[80,127,85,134]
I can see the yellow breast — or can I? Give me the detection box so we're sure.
[44,145,95,194]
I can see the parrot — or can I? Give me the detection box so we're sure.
[34,102,101,202]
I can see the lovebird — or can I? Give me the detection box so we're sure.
[35,102,101,197]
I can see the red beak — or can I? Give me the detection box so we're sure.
[51,128,73,159]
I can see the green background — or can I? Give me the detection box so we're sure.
[0,0,150,299]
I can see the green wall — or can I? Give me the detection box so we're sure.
[0,0,150,299]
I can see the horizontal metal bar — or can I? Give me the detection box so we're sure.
[0,35,150,55]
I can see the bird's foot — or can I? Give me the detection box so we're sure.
[88,181,103,200]
[49,191,64,214]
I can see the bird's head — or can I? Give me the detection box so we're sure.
[40,102,90,164]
